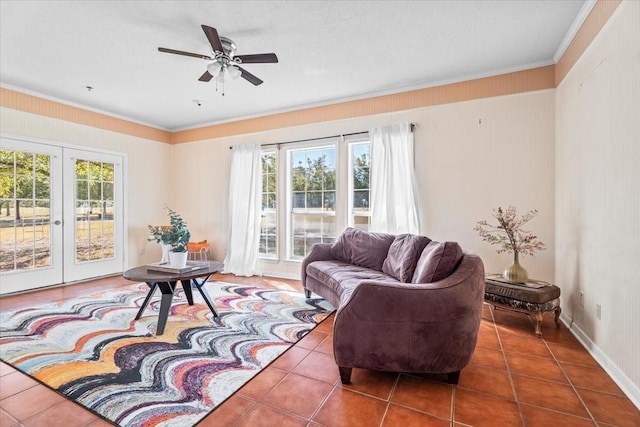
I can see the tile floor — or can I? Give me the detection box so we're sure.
[1,274,639,427]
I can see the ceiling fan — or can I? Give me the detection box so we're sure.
[158,25,278,88]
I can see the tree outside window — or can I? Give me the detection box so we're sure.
[259,151,277,258]
[290,146,336,259]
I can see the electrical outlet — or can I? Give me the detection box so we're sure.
[579,291,585,307]
[139,247,145,256]
[596,304,602,320]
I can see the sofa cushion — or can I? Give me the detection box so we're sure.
[382,234,431,282]
[330,227,395,271]
[307,260,398,299]
[412,241,464,283]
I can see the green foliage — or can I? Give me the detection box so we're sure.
[147,206,191,252]
[0,149,51,219]
[291,154,336,192]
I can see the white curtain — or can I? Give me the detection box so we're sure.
[223,144,262,276]
[370,123,420,234]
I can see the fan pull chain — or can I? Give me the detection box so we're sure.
[215,75,225,96]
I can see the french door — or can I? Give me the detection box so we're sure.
[0,137,124,294]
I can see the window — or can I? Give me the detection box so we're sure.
[288,145,337,259]
[74,159,115,261]
[349,142,371,230]
[259,151,277,258]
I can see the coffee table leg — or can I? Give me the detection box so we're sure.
[136,282,158,320]
[192,276,218,318]
[181,279,194,305]
[156,281,177,335]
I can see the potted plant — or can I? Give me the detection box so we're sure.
[474,206,546,283]
[148,206,191,267]
[147,224,172,264]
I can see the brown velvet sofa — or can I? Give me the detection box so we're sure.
[301,227,485,384]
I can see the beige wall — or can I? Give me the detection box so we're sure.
[556,0,639,402]
[0,107,174,268]
[173,89,556,281]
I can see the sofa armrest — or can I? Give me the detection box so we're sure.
[337,253,484,323]
[301,243,335,289]
[333,254,485,374]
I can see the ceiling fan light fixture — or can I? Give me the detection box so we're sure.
[228,65,241,80]
[207,61,222,77]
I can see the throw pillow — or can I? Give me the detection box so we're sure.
[382,234,431,282]
[412,241,464,283]
[330,227,395,271]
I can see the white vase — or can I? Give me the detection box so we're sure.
[169,251,188,268]
[160,243,171,264]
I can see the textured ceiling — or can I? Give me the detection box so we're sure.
[0,1,587,131]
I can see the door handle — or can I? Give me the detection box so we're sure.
[54,220,62,225]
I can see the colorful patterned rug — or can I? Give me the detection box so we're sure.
[0,282,332,426]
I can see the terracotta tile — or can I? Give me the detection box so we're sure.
[339,369,397,400]
[453,388,522,427]
[0,385,66,421]
[481,303,493,321]
[21,400,98,427]
[500,333,553,358]
[0,362,17,377]
[234,403,307,427]
[0,409,19,427]
[314,314,335,334]
[391,374,453,420]
[270,346,311,371]
[312,387,387,427]
[520,403,596,426]
[198,394,255,426]
[561,363,625,396]
[291,351,339,385]
[315,335,334,355]
[469,345,507,370]
[505,352,568,383]
[457,364,515,400]
[260,373,333,419]
[547,342,600,368]
[382,404,450,427]
[476,322,502,350]
[86,418,115,427]
[511,374,589,418]
[537,320,580,347]
[295,330,328,351]
[0,371,40,400]
[493,309,536,336]
[238,367,287,400]
[577,388,640,427]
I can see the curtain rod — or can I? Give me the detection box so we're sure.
[229,122,417,149]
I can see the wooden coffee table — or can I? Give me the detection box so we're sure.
[123,261,223,335]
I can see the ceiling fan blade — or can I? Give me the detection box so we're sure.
[201,25,224,52]
[237,66,263,86]
[158,47,212,60]
[235,53,279,64]
[199,71,213,82]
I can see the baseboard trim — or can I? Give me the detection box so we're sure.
[259,271,300,281]
[559,313,640,410]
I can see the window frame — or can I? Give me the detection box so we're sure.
[347,139,371,231]
[285,142,338,261]
[258,149,278,260]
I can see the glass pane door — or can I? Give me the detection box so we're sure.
[0,138,63,294]
[63,149,123,282]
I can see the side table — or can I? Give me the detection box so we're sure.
[484,274,561,337]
